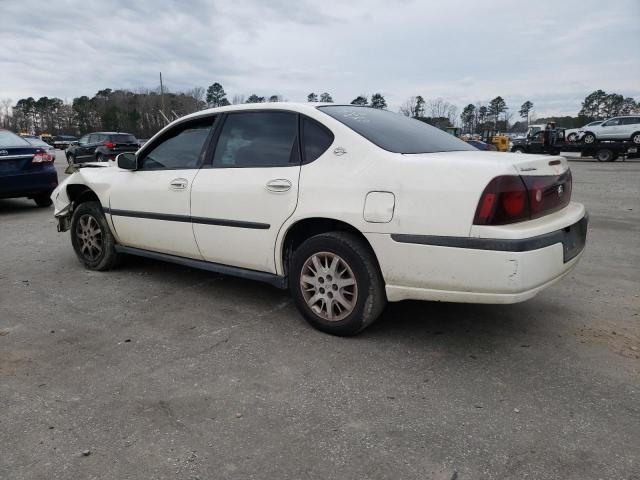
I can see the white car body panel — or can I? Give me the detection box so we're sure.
[52,102,587,305]
[191,165,301,272]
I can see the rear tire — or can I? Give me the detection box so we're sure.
[289,232,386,336]
[96,153,106,162]
[596,149,614,162]
[631,132,640,145]
[66,153,74,165]
[33,193,53,208]
[70,201,121,271]
[512,147,525,154]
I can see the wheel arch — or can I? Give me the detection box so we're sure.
[277,217,381,277]
[66,184,100,206]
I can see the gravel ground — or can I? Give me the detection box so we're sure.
[0,151,638,480]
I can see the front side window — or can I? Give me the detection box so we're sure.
[318,106,475,154]
[213,111,298,168]
[78,135,89,145]
[302,117,334,163]
[602,119,620,127]
[139,117,215,170]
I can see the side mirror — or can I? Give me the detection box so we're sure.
[117,152,137,170]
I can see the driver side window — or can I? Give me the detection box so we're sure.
[79,135,89,145]
[139,117,216,170]
[603,119,620,127]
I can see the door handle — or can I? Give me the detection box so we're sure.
[266,179,292,193]
[169,178,188,190]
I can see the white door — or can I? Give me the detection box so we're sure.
[599,118,620,139]
[191,111,301,273]
[109,116,216,259]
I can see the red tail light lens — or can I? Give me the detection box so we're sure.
[522,170,572,219]
[31,150,54,164]
[474,171,572,225]
[104,141,115,149]
[474,176,530,225]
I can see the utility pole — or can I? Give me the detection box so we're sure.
[159,72,166,122]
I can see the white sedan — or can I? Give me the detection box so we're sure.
[52,103,588,336]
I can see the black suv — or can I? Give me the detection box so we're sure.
[66,132,138,164]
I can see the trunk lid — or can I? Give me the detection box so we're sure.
[0,147,38,174]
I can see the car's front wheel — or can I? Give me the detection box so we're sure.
[289,232,386,336]
[567,133,577,142]
[70,201,121,270]
[512,147,525,154]
[583,133,596,144]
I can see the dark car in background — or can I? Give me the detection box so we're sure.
[0,129,58,207]
[53,134,78,150]
[466,139,498,151]
[66,132,138,164]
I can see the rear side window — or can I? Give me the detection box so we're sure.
[302,117,334,163]
[139,117,215,170]
[318,106,475,154]
[213,111,298,168]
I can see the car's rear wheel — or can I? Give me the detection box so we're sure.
[70,201,121,271]
[289,232,386,336]
[596,149,615,162]
[96,153,106,162]
[631,132,640,145]
[66,153,74,165]
[583,133,596,144]
[33,193,53,208]
[513,147,525,154]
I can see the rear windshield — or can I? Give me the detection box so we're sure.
[109,134,137,143]
[318,106,475,154]
[25,137,50,148]
[0,130,31,147]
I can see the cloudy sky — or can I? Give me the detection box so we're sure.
[1,0,638,117]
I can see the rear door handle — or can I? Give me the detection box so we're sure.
[169,178,188,190]
[266,179,292,192]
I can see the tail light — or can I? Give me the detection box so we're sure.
[31,150,54,164]
[104,141,115,149]
[474,171,572,225]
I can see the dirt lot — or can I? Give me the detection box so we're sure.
[1,152,639,480]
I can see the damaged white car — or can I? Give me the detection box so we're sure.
[52,103,588,336]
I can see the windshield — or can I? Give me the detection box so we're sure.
[110,134,137,143]
[0,130,31,147]
[318,106,475,154]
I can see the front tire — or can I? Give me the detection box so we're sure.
[70,201,121,270]
[289,232,386,336]
[583,132,596,144]
[567,133,577,142]
[512,147,525,154]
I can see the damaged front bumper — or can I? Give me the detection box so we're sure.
[55,204,71,232]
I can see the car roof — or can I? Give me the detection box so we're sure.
[179,102,341,122]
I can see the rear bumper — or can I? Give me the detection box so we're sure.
[0,166,58,199]
[365,205,588,304]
